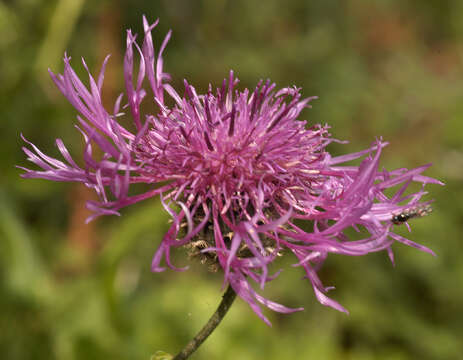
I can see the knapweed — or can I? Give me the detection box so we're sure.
[20,17,443,325]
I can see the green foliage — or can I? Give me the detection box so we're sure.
[151,351,173,360]
[1,0,462,359]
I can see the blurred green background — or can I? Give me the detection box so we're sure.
[1,0,462,359]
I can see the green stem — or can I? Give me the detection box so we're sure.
[173,285,237,360]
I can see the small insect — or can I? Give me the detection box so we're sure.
[391,204,433,225]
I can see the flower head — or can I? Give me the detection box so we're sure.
[20,17,443,325]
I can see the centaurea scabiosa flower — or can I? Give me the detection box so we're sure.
[20,17,443,326]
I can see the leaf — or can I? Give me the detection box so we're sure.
[151,350,173,360]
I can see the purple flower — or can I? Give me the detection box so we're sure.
[20,17,443,325]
